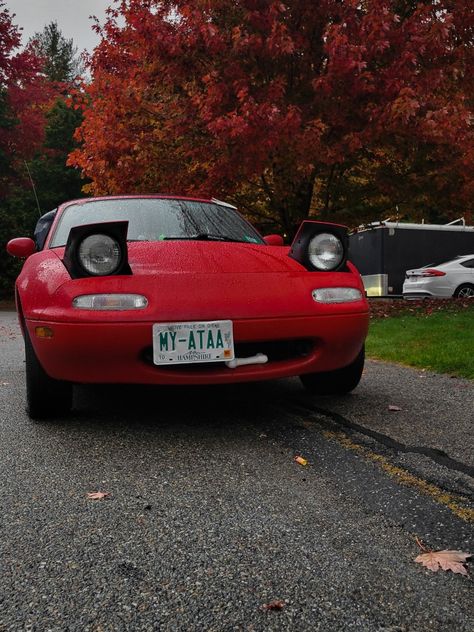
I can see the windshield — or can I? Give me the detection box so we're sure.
[49,198,264,247]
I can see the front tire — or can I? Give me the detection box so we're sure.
[25,329,72,419]
[300,346,365,395]
[453,284,474,298]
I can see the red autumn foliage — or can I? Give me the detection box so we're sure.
[0,2,54,183]
[69,1,474,231]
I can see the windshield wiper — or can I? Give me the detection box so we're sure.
[164,233,247,243]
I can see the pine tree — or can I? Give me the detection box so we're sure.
[28,21,83,83]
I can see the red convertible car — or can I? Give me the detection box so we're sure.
[7,195,369,419]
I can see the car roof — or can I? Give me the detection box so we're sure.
[58,195,224,211]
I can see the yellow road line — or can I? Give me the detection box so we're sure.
[322,429,474,523]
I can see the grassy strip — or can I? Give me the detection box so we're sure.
[366,308,474,379]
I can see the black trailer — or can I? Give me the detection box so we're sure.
[349,221,474,295]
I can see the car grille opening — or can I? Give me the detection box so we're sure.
[141,338,314,371]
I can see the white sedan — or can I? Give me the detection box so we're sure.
[403,255,474,298]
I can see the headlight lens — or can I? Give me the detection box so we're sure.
[312,288,362,303]
[73,294,148,310]
[308,233,344,271]
[78,234,122,276]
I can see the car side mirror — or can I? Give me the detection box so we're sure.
[263,234,284,246]
[6,237,36,258]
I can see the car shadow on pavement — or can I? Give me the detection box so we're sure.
[69,379,305,431]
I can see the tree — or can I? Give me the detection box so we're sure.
[24,99,85,211]
[24,21,87,211]
[28,21,83,83]
[0,2,52,188]
[0,8,85,298]
[67,1,472,232]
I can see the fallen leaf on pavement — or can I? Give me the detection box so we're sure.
[294,456,308,466]
[262,599,285,610]
[415,550,471,575]
[388,405,402,411]
[87,491,110,500]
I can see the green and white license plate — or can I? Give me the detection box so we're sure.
[152,320,234,365]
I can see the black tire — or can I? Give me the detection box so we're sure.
[453,284,474,298]
[25,329,73,419]
[300,346,365,395]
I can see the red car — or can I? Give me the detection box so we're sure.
[7,195,369,419]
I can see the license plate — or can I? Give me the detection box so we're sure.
[153,320,234,365]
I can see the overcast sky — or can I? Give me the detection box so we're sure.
[6,0,112,54]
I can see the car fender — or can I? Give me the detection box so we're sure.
[16,250,71,320]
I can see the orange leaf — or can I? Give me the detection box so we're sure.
[294,456,308,466]
[415,550,471,575]
[262,599,285,610]
[87,491,110,500]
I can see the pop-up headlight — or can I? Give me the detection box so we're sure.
[78,234,122,276]
[308,233,344,271]
[289,221,348,272]
[63,221,131,279]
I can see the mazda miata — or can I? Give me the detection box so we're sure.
[7,196,369,419]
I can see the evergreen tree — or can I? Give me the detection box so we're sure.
[28,21,83,83]
[26,99,85,212]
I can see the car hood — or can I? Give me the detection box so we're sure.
[21,242,367,322]
[127,241,300,274]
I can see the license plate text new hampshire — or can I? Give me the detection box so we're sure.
[153,320,234,365]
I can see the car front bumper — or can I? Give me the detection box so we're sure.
[25,312,369,385]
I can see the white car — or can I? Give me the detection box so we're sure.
[403,255,474,298]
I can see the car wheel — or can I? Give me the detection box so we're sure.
[25,329,73,419]
[453,284,474,298]
[300,346,365,395]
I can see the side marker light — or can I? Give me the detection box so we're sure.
[35,326,54,338]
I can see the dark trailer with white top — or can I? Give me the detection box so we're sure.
[349,221,474,296]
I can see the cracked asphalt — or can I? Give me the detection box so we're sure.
[0,309,473,631]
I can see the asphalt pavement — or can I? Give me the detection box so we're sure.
[0,310,473,631]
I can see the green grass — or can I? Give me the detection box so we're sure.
[366,309,474,379]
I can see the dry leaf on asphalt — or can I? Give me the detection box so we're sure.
[294,456,308,466]
[415,550,471,575]
[388,405,402,411]
[87,491,110,500]
[262,599,285,611]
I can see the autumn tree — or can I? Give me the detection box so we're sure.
[0,1,50,295]
[0,3,52,189]
[70,0,474,233]
[0,8,85,297]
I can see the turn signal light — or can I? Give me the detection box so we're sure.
[35,326,54,338]
[72,294,148,310]
[312,287,362,303]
